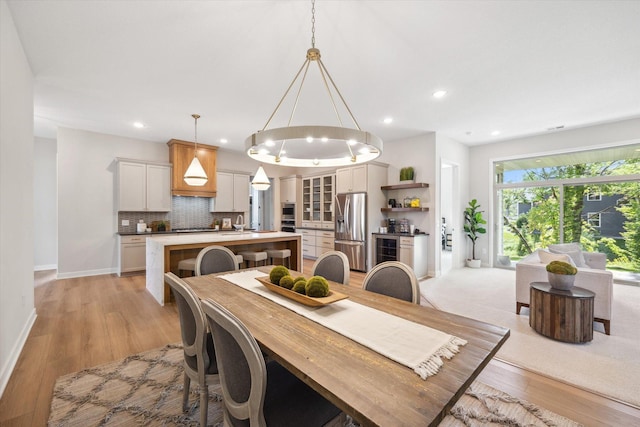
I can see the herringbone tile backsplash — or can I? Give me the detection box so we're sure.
[117,197,233,232]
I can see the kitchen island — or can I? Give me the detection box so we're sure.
[146,231,302,305]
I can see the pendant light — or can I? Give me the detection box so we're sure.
[251,166,271,191]
[183,113,208,186]
[245,0,382,167]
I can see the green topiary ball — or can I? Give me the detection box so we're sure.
[545,260,577,275]
[269,265,290,286]
[279,275,295,290]
[292,280,307,294]
[305,276,330,297]
[293,276,306,284]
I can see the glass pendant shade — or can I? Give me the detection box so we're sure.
[184,156,208,186]
[251,166,271,191]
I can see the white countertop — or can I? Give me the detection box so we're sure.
[148,231,301,246]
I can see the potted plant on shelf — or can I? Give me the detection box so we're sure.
[463,199,486,268]
[399,167,414,183]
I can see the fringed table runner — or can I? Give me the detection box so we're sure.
[218,270,467,379]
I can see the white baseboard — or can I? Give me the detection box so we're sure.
[56,267,118,279]
[34,264,57,271]
[0,308,37,399]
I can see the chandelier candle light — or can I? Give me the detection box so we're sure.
[245,0,382,167]
[183,113,208,186]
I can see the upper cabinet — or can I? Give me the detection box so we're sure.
[301,174,335,229]
[117,159,172,212]
[167,139,217,197]
[336,165,367,193]
[210,172,250,213]
[280,175,300,204]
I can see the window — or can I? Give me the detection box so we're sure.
[587,212,601,228]
[587,192,601,201]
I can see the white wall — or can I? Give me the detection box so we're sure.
[0,0,36,397]
[436,133,470,270]
[468,117,640,266]
[57,128,170,277]
[34,137,57,270]
[379,133,439,275]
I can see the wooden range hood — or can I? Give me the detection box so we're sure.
[167,139,218,197]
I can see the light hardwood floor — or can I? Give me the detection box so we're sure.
[0,261,638,426]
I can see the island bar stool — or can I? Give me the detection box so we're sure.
[178,258,197,277]
[266,249,291,268]
[238,250,268,268]
[178,254,244,277]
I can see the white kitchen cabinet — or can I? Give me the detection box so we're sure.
[299,228,335,259]
[336,165,367,193]
[301,174,334,228]
[117,159,172,212]
[118,235,147,275]
[210,172,250,213]
[280,175,299,203]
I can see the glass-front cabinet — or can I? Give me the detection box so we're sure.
[301,174,335,229]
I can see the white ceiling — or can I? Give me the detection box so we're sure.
[7,0,640,155]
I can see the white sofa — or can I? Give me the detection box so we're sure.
[515,244,613,334]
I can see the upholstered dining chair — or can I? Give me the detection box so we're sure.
[164,272,218,427]
[195,245,239,276]
[362,261,420,304]
[311,250,350,285]
[200,298,342,427]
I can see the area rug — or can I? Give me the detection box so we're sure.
[48,344,579,426]
[420,267,640,408]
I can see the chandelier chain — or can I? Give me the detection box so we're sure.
[311,0,316,48]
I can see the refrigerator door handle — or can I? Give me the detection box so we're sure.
[334,240,364,246]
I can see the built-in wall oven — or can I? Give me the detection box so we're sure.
[281,203,296,232]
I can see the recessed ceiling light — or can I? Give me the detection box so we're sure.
[491,130,501,136]
[383,117,393,124]
[433,90,447,99]
[306,136,313,143]
[219,138,228,144]
[133,122,145,128]
[321,137,329,142]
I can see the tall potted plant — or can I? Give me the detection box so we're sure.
[464,199,486,268]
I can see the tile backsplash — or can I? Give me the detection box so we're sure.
[118,197,238,232]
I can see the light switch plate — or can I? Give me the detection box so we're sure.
[122,219,130,226]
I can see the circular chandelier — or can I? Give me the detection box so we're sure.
[246,0,382,168]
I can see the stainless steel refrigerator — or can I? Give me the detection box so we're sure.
[334,192,367,272]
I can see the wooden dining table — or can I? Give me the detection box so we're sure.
[182,267,510,427]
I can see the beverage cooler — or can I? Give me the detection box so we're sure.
[281,203,296,232]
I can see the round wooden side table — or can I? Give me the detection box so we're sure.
[529,282,595,343]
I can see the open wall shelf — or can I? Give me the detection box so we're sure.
[381,182,429,191]
[381,207,429,213]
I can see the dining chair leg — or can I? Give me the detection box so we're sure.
[182,373,190,412]
[200,386,208,427]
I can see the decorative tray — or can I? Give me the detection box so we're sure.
[255,276,349,307]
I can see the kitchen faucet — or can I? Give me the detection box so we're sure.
[236,214,244,225]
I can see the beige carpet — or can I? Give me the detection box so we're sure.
[420,267,640,408]
[48,344,579,426]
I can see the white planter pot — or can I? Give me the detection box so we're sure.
[547,272,576,290]
[466,259,481,268]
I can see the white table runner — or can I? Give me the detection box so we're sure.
[218,270,467,379]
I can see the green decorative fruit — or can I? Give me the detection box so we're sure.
[269,265,290,286]
[292,280,307,294]
[279,275,295,290]
[545,260,577,275]
[305,276,330,297]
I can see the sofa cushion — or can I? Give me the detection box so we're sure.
[537,249,575,266]
[548,243,586,267]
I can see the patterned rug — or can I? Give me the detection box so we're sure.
[48,344,581,426]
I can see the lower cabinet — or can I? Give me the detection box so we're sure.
[119,235,146,275]
[299,229,335,259]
